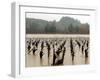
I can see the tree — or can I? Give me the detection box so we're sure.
[45,20,56,34]
[78,23,90,34]
[50,20,56,33]
[45,22,50,33]
[30,22,39,33]
[68,23,74,34]
[74,26,79,34]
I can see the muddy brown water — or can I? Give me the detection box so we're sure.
[25,34,89,67]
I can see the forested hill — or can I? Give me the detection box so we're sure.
[26,17,89,34]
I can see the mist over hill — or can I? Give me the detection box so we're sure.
[26,16,89,34]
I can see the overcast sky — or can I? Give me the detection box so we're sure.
[26,13,90,24]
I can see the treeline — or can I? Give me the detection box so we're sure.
[26,17,89,34]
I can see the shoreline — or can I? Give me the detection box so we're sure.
[26,34,89,38]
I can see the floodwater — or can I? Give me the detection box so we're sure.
[25,34,89,67]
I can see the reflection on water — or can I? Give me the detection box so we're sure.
[25,36,89,67]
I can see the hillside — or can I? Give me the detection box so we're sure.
[26,16,89,34]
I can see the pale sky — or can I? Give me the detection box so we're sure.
[26,13,90,24]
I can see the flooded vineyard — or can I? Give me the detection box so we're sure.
[25,35,89,67]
